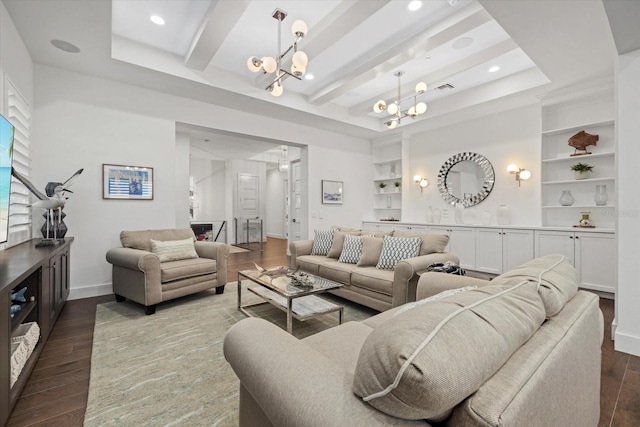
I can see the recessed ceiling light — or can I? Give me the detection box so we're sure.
[408,1,422,11]
[150,15,165,25]
[452,37,473,50]
[489,65,501,73]
[50,39,80,53]
[305,73,314,80]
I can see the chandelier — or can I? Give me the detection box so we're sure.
[373,71,428,129]
[246,9,308,97]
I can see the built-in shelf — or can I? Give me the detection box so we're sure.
[541,119,614,136]
[372,157,402,166]
[373,207,401,211]
[542,205,615,209]
[373,176,402,182]
[374,192,401,195]
[541,152,615,163]
[542,177,615,185]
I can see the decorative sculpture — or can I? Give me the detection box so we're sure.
[568,131,598,156]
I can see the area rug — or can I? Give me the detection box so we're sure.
[83,281,377,426]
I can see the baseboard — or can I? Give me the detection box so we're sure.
[69,282,113,300]
[266,233,285,239]
[614,329,640,357]
[612,317,617,341]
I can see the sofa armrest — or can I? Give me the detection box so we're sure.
[392,252,460,308]
[223,318,423,427]
[105,247,160,273]
[195,241,230,285]
[289,239,314,269]
[416,271,491,300]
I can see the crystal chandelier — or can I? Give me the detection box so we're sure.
[246,9,308,97]
[373,71,428,129]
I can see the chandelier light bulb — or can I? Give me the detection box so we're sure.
[247,57,262,72]
[386,120,397,129]
[415,82,427,93]
[291,20,308,38]
[270,82,283,97]
[408,106,417,117]
[519,169,532,180]
[387,103,399,115]
[373,100,386,113]
[292,51,308,68]
[416,102,427,114]
[261,56,277,73]
[507,164,520,173]
[291,64,305,77]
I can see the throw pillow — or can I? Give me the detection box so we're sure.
[310,229,335,255]
[338,234,365,264]
[376,236,422,270]
[150,238,198,262]
[392,231,449,255]
[327,231,361,258]
[357,236,384,267]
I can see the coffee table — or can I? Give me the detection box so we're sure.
[238,267,343,334]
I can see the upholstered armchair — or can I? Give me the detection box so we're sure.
[105,228,230,315]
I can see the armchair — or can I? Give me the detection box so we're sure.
[106,228,230,314]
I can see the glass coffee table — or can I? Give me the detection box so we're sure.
[238,267,344,334]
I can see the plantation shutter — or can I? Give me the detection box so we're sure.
[6,78,32,246]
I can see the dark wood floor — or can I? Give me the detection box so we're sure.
[6,237,640,426]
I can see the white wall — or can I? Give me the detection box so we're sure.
[615,47,640,357]
[31,64,371,298]
[0,2,33,110]
[189,157,226,221]
[404,104,542,226]
[266,168,286,238]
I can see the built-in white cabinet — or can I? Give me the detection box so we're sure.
[475,228,534,275]
[535,230,616,293]
[429,226,476,270]
[393,224,428,233]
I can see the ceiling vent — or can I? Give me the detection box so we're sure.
[437,83,455,90]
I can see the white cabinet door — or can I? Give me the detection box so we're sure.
[535,230,576,265]
[394,224,428,233]
[362,222,378,231]
[475,228,503,274]
[450,227,476,270]
[502,229,535,271]
[575,232,616,293]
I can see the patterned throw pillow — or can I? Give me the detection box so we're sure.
[376,236,422,270]
[338,234,365,264]
[150,238,198,262]
[311,229,335,255]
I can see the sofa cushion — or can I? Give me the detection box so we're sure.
[352,280,546,421]
[318,259,357,285]
[376,236,422,270]
[491,254,578,317]
[339,235,365,264]
[150,238,199,262]
[392,231,449,255]
[121,228,195,252]
[351,267,394,296]
[357,236,384,267]
[362,229,394,238]
[160,258,217,283]
[296,255,330,275]
[328,231,361,258]
[311,229,335,256]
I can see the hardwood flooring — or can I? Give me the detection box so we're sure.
[6,237,640,426]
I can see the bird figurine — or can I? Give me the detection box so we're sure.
[11,167,83,210]
[568,131,598,156]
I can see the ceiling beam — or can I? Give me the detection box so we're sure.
[349,38,520,116]
[254,0,390,90]
[184,0,250,71]
[306,6,493,106]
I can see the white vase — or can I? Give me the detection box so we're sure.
[497,205,511,225]
[426,206,434,223]
[481,210,491,225]
[454,203,464,224]
[433,208,441,224]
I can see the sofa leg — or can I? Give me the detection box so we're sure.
[216,285,226,295]
[115,294,125,302]
[144,305,156,315]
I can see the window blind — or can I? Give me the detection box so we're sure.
[6,78,32,246]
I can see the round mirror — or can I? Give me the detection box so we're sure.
[437,152,495,207]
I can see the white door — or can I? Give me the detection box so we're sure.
[289,160,302,244]
[283,179,289,239]
[237,173,259,244]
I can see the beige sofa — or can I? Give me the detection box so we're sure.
[290,227,459,311]
[224,255,603,427]
[105,228,229,314]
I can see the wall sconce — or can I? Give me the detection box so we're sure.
[507,164,531,187]
[413,174,429,192]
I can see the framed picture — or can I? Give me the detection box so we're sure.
[322,180,343,204]
[103,164,154,200]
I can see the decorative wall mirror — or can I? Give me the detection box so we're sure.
[437,152,495,207]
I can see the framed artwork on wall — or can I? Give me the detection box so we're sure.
[103,163,154,200]
[322,180,343,204]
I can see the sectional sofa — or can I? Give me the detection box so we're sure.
[224,254,603,426]
[289,226,459,311]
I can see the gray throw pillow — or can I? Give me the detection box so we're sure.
[310,229,335,256]
[376,236,422,270]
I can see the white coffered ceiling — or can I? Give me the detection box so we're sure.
[2,0,619,158]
